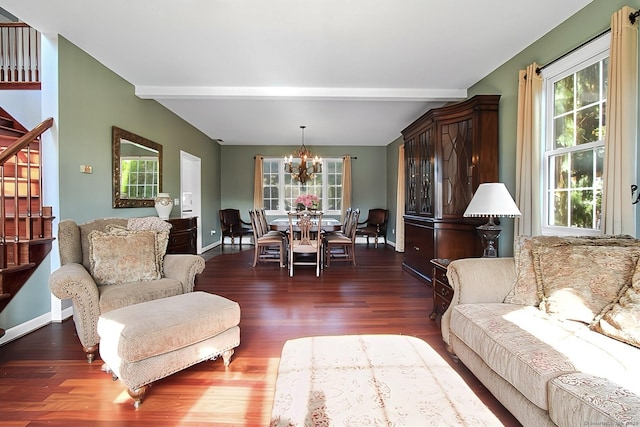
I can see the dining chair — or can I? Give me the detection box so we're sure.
[248,210,285,267]
[325,208,360,267]
[287,211,324,277]
[219,208,254,249]
[324,207,352,239]
[356,208,389,248]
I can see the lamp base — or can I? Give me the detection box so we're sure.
[476,218,501,258]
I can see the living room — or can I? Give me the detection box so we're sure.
[1,0,640,425]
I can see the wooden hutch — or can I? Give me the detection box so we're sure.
[402,94,500,283]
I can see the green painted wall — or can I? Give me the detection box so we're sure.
[469,0,640,255]
[57,37,221,243]
[220,145,387,224]
[1,37,222,332]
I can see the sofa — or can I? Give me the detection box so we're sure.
[441,235,640,427]
[49,217,206,363]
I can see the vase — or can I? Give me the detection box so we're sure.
[296,203,306,212]
[154,192,173,220]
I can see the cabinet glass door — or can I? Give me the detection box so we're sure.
[440,119,474,217]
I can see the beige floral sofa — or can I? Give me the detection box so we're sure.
[441,235,640,427]
[49,217,206,363]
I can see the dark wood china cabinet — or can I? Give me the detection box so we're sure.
[402,95,500,283]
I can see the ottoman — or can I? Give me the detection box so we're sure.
[270,335,502,426]
[98,291,240,407]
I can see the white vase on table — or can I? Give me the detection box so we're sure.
[154,193,173,220]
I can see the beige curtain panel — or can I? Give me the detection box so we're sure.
[341,155,352,221]
[602,6,638,236]
[253,155,264,209]
[395,144,405,252]
[514,63,543,237]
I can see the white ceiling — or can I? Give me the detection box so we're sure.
[2,0,592,146]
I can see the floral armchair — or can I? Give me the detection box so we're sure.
[48,218,205,363]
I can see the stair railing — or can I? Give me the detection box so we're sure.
[0,23,40,89]
[0,117,53,268]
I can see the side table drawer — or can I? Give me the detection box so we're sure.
[434,293,451,316]
[434,280,453,302]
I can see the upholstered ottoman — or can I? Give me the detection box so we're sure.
[270,335,502,426]
[98,291,240,407]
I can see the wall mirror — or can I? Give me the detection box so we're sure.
[112,126,163,208]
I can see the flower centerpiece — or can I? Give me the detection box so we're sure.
[294,194,319,211]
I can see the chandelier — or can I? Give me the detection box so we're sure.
[284,125,322,184]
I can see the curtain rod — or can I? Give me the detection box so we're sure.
[536,9,639,75]
[253,155,357,159]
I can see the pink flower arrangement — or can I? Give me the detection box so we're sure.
[295,194,319,208]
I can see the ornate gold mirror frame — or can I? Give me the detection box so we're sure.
[112,126,163,208]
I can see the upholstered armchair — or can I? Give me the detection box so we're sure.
[356,208,389,248]
[48,218,206,363]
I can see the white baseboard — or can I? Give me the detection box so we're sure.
[0,306,73,346]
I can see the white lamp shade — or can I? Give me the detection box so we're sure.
[464,183,521,218]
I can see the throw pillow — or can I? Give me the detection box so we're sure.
[105,227,169,276]
[504,235,638,306]
[533,244,640,323]
[128,216,173,233]
[88,229,164,285]
[591,263,640,348]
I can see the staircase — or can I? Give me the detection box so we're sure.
[0,107,54,338]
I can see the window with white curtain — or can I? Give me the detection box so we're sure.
[541,33,609,236]
[262,158,343,214]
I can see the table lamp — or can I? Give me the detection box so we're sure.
[463,183,521,257]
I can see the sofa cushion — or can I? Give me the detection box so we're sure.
[549,373,640,427]
[533,245,640,324]
[591,262,640,348]
[98,278,184,313]
[88,229,166,285]
[78,218,129,270]
[504,235,638,307]
[450,303,640,410]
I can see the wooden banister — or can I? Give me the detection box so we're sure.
[0,117,52,165]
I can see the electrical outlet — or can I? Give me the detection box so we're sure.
[174,198,179,206]
[210,230,216,236]
[392,228,395,235]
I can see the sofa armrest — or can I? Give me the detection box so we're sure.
[441,257,516,347]
[48,263,101,349]
[163,254,206,293]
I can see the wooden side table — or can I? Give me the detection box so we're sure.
[430,258,453,320]
[166,217,198,254]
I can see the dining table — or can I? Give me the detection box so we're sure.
[269,217,342,232]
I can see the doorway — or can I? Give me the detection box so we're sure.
[180,151,202,254]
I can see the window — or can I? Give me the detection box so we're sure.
[120,157,159,199]
[262,158,343,214]
[542,34,609,236]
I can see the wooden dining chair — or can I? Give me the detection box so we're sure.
[248,210,285,267]
[325,208,360,267]
[287,211,323,277]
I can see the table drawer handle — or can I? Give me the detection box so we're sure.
[414,246,420,251]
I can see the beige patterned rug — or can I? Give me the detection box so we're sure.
[270,334,503,426]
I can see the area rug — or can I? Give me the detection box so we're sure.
[270,334,502,426]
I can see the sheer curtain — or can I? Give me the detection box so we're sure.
[395,144,405,252]
[602,6,638,235]
[514,63,543,237]
[253,155,264,209]
[341,156,352,221]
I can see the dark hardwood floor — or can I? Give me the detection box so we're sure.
[0,244,521,426]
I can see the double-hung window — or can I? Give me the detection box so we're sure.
[262,158,343,215]
[541,33,609,236]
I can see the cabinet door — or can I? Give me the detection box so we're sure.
[439,118,474,218]
[405,136,418,214]
[403,221,434,280]
[418,127,434,216]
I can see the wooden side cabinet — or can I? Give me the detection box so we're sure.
[166,217,197,255]
[430,258,453,320]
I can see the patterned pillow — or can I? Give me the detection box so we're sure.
[128,216,173,233]
[591,263,640,348]
[504,235,638,306]
[88,229,168,285]
[533,244,640,323]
